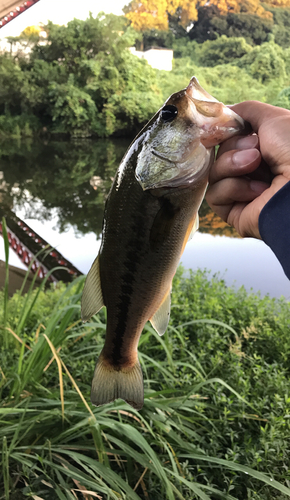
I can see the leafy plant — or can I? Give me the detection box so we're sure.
[1,223,290,499]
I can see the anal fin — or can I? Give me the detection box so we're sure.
[91,352,144,410]
[81,254,104,322]
[150,288,171,336]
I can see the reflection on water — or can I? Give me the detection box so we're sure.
[0,138,236,237]
[0,138,131,236]
[0,139,289,298]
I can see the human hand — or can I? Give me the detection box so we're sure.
[206,101,290,239]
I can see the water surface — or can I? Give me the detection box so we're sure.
[0,139,289,299]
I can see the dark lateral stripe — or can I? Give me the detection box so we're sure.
[111,214,145,365]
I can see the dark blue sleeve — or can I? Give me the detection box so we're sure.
[259,181,290,280]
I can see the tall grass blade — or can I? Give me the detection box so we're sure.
[180,453,290,496]
[2,436,9,500]
[165,469,211,500]
[15,265,71,337]
[2,217,10,349]
[43,334,65,422]
[177,318,239,336]
[52,451,142,500]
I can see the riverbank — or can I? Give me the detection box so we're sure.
[1,266,290,499]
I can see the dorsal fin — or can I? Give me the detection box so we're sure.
[81,254,104,322]
[150,288,171,336]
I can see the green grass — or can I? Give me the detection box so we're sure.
[1,227,290,499]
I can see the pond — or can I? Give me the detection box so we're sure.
[0,139,289,299]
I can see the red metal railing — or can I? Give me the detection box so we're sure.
[0,210,82,283]
[0,0,41,29]
[0,220,54,280]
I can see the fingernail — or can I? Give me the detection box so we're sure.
[233,149,260,167]
[236,135,258,149]
[250,180,269,194]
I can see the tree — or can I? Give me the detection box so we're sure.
[31,14,133,86]
[264,0,290,5]
[268,7,290,47]
[123,0,199,32]
[21,25,42,42]
[224,13,273,45]
[0,54,24,115]
[6,24,45,59]
[141,28,176,50]
[237,40,286,83]
[189,4,273,44]
[0,13,166,138]
[198,0,272,18]
[275,86,290,109]
[48,75,98,137]
[196,35,253,66]
[188,4,227,43]
[124,0,169,31]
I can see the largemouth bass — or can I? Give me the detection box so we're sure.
[82,77,247,410]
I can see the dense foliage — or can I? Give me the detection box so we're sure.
[123,0,199,31]
[1,262,290,499]
[0,14,162,139]
[126,0,290,47]
[1,2,290,139]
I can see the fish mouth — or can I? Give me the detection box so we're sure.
[198,112,249,148]
[186,76,219,103]
[185,77,248,147]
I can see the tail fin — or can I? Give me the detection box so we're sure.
[91,353,144,410]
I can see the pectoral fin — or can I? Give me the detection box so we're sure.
[189,213,199,239]
[180,213,199,257]
[81,254,104,322]
[150,288,171,336]
[150,198,180,251]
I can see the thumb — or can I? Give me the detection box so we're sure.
[230,101,290,134]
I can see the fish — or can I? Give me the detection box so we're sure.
[81,76,247,411]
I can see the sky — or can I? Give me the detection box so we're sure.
[0,0,127,38]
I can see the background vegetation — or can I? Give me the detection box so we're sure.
[2,0,290,138]
[1,256,290,499]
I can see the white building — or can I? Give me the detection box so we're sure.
[129,46,173,71]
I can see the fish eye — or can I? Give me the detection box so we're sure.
[161,105,178,123]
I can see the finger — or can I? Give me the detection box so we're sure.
[230,101,290,133]
[227,202,261,239]
[217,133,259,159]
[206,177,269,233]
[220,176,289,238]
[207,177,269,212]
[246,160,275,184]
[209,148,261,184]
